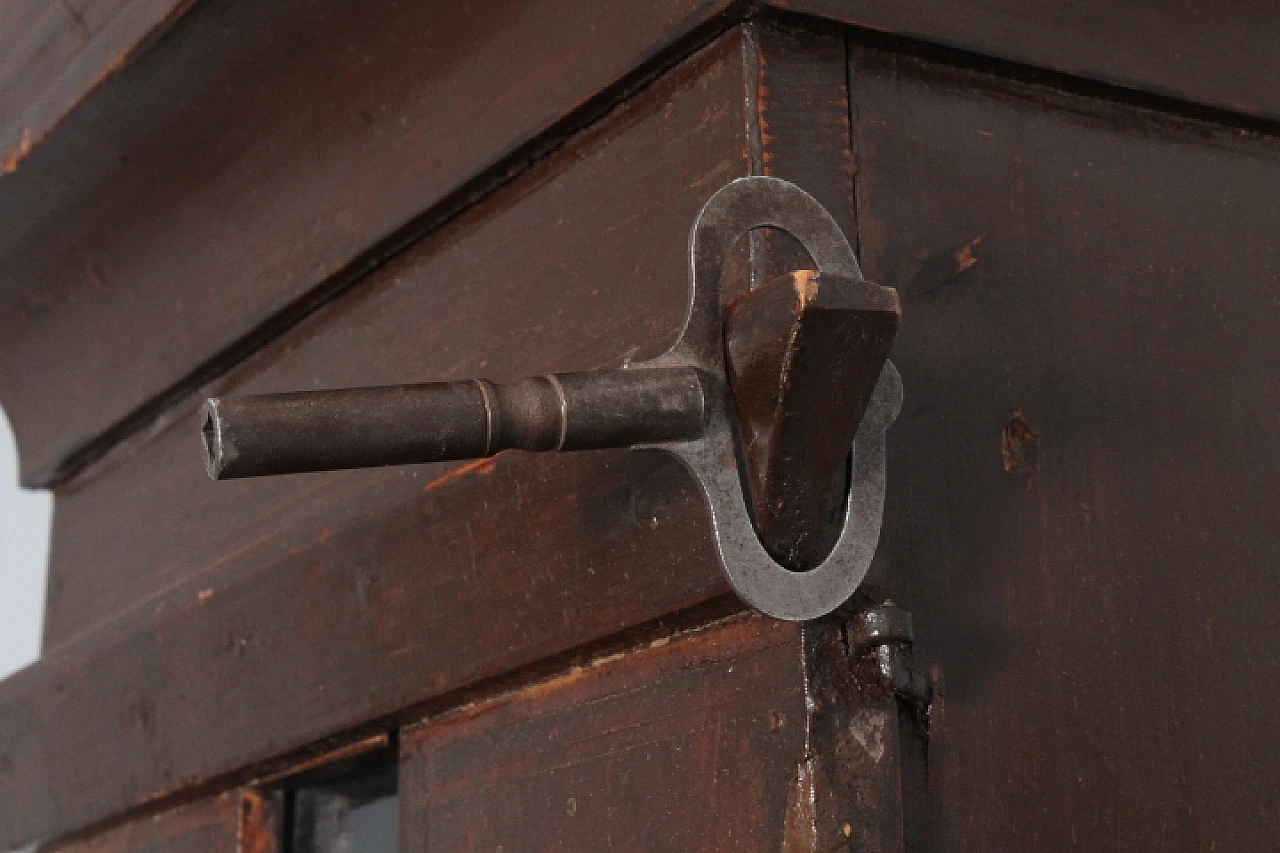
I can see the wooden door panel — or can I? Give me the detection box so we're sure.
[400,615,903,853]
[852,47,1280,851]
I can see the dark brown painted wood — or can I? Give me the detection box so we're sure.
[6,0,1276,218]
[741,21,856,286]
[0,0,191,174]
[5,0,1278,489]
[851,46,1280,851]
[0,26,859,850]
[0,0,738,488]
[39,22,857,650]
[38,28,736,649]
[783,0,1280,120]
[43,790,277,853]
[399,614,903,853]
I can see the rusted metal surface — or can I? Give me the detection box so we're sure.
[35,21,859,651]
[6,4,1278,852]
[726,269,900,568]
[4,8,1277,853]
[203,368,707,479]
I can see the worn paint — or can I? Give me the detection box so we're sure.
[846,709,888,763]
[953,234,984,273]
[793,269,822,307]
[782,752,848,853]
[3,127,33,174]
[254,734,390,786]
[237,790,280,853]
[1001,409,1039,473]
[422,457,500,493]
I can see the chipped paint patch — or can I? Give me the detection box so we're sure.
[3,127,33,174]
[954,234,984,272]
[792,269,821,307]
[1002,409,1039,473]
[846,709,887,762]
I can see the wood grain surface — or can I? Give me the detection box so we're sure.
[0,0,738,488]
[0,0,191,174]
[34,23,857,650]
[0,26,858,850]
[5,7,1278,851]
[851,45,1280,851]
[42,791,276,853]
[6,0,1279,490]
[783,0,1280,120]
[400,614,903,853]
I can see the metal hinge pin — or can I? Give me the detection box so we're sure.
[848,601,935,726]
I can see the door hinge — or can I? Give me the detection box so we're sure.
[848,601,937,730]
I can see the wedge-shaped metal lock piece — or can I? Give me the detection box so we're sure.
[201,177,902,620]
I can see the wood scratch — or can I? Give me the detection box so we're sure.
[424,457,500,493]
[954,234,984,273]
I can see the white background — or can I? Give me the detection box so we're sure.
[0,407,51,681]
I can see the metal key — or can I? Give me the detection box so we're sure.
[201,177,902,621]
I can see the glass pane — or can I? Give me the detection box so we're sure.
[291,758,398,853]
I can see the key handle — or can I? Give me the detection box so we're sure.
[640,176,902,620]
